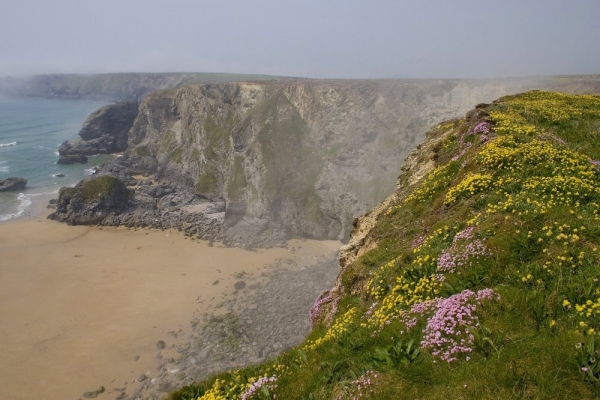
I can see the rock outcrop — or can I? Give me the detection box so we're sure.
[0,177,27,192]
[49,175,132,225]
[50,76,600,247]
[79,101,139,147]
[57,102,139,164]
[56,153,88,165]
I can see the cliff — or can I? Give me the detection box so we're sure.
[0,72,288,101]
[50,76,600,247]
[169,90,600,399]
[57,101,139,164]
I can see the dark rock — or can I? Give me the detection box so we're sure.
[54,173,65,178]
[156,340,166,350]
[234,281,246,290]
[79,102,138,147]
[48,175,132,224]
[0,177,27,192]
[59,137,112,157]
[56,102,138,162]
[141,185,175,199]
[57,153,88,164]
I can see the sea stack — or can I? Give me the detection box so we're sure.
[57,101,139,164]
[0,177,27,192]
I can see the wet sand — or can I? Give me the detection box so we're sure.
[0,213,340,400]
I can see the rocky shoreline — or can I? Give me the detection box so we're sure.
[48,150,290,248]
[47,169,244,247]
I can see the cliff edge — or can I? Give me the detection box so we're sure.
[169,90,600,399]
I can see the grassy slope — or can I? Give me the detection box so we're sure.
[169,91,600,399]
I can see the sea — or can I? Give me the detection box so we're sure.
[0,96,114,221]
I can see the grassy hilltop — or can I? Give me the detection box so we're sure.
[170,91,600,399]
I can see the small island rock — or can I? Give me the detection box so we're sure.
[0,177,27,192]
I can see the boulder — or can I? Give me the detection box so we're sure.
[57,153,88,164]
[48,175,132,224]
[0,177,27,192]
[58,137,113,157]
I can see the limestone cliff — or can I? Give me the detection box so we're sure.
[51,76,600,247]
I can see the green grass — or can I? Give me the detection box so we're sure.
[227,156,248,201]
[159,130,177,153]
[195,169,219,194]
[171,148,183,164]
[80,175,128,200]
[170,91,600,399]
[203,110,235,158]
[135,145,151,157]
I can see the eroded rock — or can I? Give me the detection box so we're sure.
[57,102,138,164]
[48,175,132,224]
[0,177,27,192]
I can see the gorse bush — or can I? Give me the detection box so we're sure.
[170,91,600,399]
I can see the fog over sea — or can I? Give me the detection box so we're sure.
[0,96,113,221]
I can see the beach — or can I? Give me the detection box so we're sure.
[0,211,341,399]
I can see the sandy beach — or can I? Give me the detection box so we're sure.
[0,212,340,400]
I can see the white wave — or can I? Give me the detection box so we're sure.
[85,167,97,176]
[0,193,31,221]
[0,141,17,147]
[31,189,60,196]
[0,190,59,222]
[54,151,59,156]
[0,166,9,173]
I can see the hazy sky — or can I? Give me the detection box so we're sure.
[1,0,599,79]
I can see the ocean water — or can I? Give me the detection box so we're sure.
[0,96,113,221]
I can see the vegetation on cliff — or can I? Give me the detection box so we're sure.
[169,90,600,399]
[49,176,133,225]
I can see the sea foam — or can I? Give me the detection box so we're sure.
[0,191,58,221]
[0,141,17,147]
[0,193,31,221]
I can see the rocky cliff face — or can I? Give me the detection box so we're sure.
[58,102,139,163]
[50,76,600,247]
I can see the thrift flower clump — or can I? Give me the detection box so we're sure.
[437,227,488,273]
[334,371,379,400]
[240,375,278,400]
[418,289,500,363]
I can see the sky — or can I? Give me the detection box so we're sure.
[1,0,599,79]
